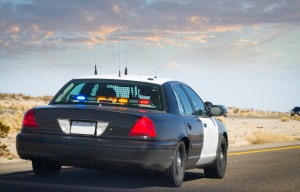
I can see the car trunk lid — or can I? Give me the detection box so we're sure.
[31,105,160,139]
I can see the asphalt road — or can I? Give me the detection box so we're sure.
[0,145,299,192]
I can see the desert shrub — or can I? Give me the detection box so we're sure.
[290,116,300,121]
[22,95,31,100]
[0,111,23,133]
[10,105,24,111]
[227,106,290,118]
[11,94,17,100]
[280,116,290,122]
[39,95,52,103]
[233,108,240,114]
[246,131,292,144]
[0,142,11,157]
[0,121,10,138]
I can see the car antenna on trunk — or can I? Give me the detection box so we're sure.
[118,40,121,77]
[124,66,128,75]
[94,65,97,75]
[123,11,128,76]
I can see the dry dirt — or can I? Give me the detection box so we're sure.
[224,117,300,146]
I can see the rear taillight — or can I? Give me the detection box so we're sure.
[139,99,150,105]
[22,109,38,128]
[128,116,156,138]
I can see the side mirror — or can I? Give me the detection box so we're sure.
[213,105,228,117]
[209,106,222,116]
[205,101,213,108]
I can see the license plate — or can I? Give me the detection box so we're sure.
[71,121,96,135]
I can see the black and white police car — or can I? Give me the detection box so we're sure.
[17,74,228,187]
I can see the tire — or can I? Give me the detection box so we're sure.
[204,136,227,178]
[32,159,61,178]
[168,141,186,187]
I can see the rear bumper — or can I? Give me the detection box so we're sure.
[16,132,176,171]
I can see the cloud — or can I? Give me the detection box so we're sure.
[235,38,258,46]
[0,0,299,57]
[9,25,20,33]
[185,35,215,43]
[112,4,121,13]
[164,61,182,70]
[32,24,39,32]
[188,16,209,24]
[164,61,193,72]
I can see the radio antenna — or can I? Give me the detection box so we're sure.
[118,40,121,77]
[94,65,97,75]
[123,14,127,73]
[124,66,128,75]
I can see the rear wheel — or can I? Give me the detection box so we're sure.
[32,159,61,178]
[168,141,186,187]
[204,136,227,178]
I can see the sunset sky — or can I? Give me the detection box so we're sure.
[0,0,299,111]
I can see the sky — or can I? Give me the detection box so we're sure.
[0,0,299,112]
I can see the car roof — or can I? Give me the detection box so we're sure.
[75,74,172,85]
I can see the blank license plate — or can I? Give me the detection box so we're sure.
[71,121,96,135]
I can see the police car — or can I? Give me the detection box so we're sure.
[17,74,228,187]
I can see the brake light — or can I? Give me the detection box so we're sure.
[22,109,38,128]
[128,116,156,138]
[139,99,150,105]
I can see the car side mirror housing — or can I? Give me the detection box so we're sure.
[209,106,222,116]
[205,101,213,108]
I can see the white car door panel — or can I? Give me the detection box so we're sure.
[196,117,219,165]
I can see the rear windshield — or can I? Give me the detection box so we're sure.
[52,79,164,111]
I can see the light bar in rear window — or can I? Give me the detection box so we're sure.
[52,80,164,111]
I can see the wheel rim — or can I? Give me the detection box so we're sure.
[219,144,226,167]
[220,150,224,164]
[176,147,184,180]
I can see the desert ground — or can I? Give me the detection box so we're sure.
[0,93,299,163]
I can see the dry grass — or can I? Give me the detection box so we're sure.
[0,92,51,111]
[246,130,293,144]
[0,111,24,158]
[0,93,51,158]
[0,111,23,133]
[227,107,289,118]
[0,142,11,157]
[280,116,290,122]
[0,122,10,138]
[290,116,300,121]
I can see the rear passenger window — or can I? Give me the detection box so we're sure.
[172,84,193,115]
[173,90,185,115]
[182,85,206,116]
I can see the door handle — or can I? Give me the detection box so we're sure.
[187,122,192,129]
[204,123,207,128]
